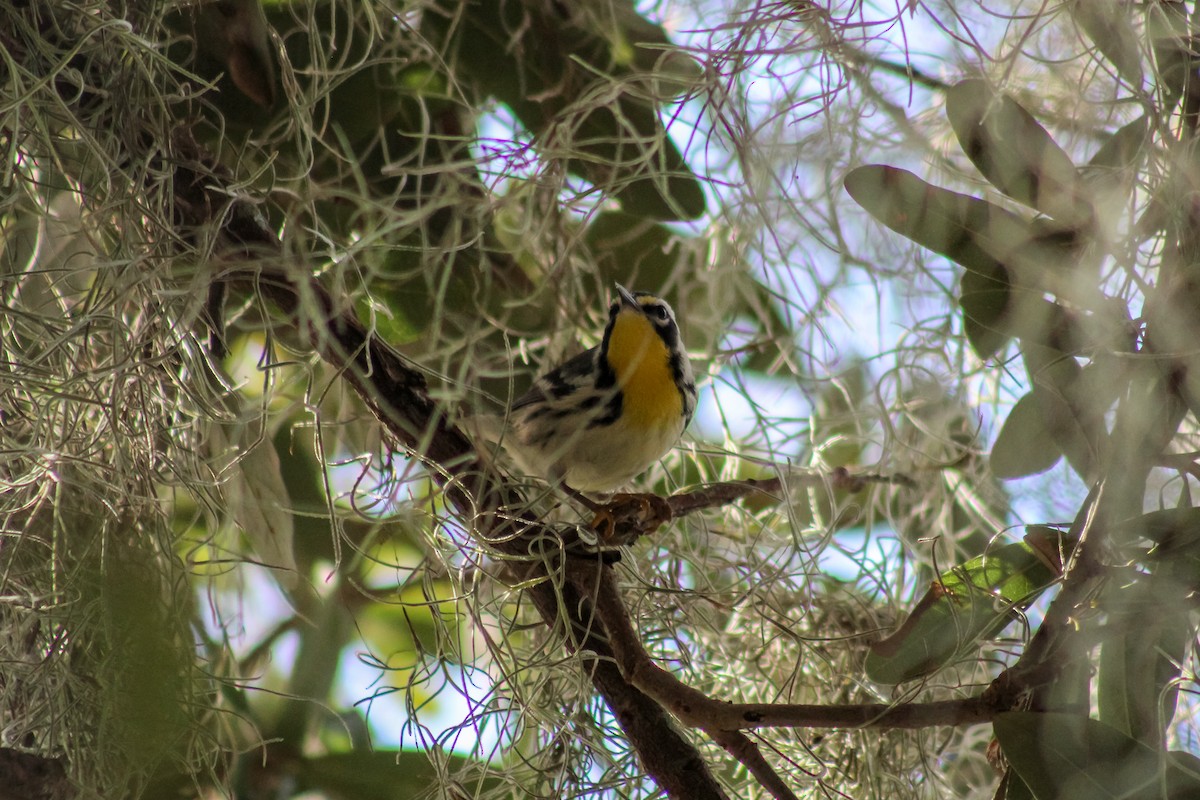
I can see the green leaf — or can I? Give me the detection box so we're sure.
[960,261,1013,359]
[1021,343,1111,482]
[1096,551,1195,745]
[259,2,516,290]
[585,211,683,291]
[271,422,336,571]
[1108,363,1188,476]
[865,531,1068,684]
[606,2,703,95]
[358,582,463,671]
[1086,116,1149,175]
[1121,507,1200,552]
[995,712,1200,800]
[1066,1,1145,88]
[297,750,505,800]
[321,62,423,148]
[1117,506,1200,595]
[96,544,194,771]
[731,277,808,376]
[1038,653,1095,722]
[991,392,1063,479]
[810,360,871,468]
[1082,115,1151,238]
[1098,600,1191,745]
[957,242,1101,361]
[946,80,1091,226]
[423,0,705,220]
[844,165,1083,306]
[998,769,1036,800]
[577,102,706,221]
[167,0,277,114]
[272,591,353,744]
[846,165,1026,278]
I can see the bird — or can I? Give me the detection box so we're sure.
[484,283,696,495]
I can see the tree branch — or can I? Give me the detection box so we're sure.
[592,468,914,546]
[708,730,802,800]
[577,563,1002,733]
[169,136,731,800]
[169,132,1014,800]
[665,467,914,519]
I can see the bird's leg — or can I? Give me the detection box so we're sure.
[607,492,673,531]
[562,483,604,512]
[579,490,673,544]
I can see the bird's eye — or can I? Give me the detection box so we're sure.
[651,304,668,321]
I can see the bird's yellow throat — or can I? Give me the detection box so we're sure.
[605,310,681,427]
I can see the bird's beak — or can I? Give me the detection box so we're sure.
[615,283,639,309]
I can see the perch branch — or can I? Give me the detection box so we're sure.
[665,467,913,519]
[169,138,731,800]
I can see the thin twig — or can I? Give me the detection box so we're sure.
[591,468,915,545]
[667,467,914,519]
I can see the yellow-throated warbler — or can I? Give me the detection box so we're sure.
[486,284,695,493]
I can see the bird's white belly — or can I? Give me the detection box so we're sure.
[505,406,683,493]
[557,413,684,492]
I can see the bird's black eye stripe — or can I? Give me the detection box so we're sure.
[659,319,680,349]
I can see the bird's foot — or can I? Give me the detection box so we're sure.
[588,492,674,544]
